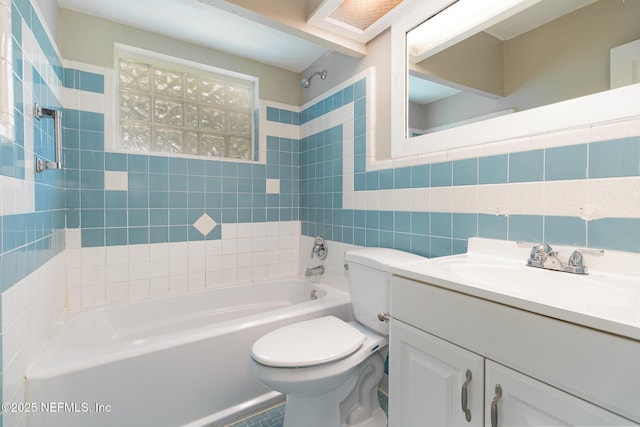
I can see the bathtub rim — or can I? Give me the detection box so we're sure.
[67,276,330,314]
[28,278,351,379]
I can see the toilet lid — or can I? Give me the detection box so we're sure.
[251,316,365,368]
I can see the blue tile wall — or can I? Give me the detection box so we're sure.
[1,0,66,294]
[589,137,640,179]
[452,158,477,186]
[3,0,640,300]
[544,216,587,247]
[298,80,640,256]
[1,2,68,416]
[545,144,587,181]
[431,161,452,187]
[588,218,640,252]
[508,215,543,243]
[266,106,299,125]
[1,2,634,425]
[63,68,105,94]
[509,149,544,183]
[479,154,508,184]
[63,106,300,246]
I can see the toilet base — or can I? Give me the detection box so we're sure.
[282,352,387,427]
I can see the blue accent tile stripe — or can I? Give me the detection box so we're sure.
[589,136,640,179]
[588,218,640,252]
[509,214,543,243]
[545,144,587,181]
[453,158,478,186]
[478,214,508,240]
[266,107,300,125]
[479,154,508,184]
[544,216,586,247]
[299,80,365,125]
[509,149,544,183]
[431,161,452,187]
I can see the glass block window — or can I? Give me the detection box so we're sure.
[116,50,256,160]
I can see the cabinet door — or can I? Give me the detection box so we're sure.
[389,319,484,427]
[485,360,636,426]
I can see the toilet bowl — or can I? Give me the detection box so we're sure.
[250,318,388,427]
[249,248,424,427]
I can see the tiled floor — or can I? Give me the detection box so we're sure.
[227,390,388,427]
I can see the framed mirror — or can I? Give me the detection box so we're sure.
[390,0,640,158]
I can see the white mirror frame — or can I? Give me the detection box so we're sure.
[390,0,640,159]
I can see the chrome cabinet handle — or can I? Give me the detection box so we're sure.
[461,369,472,422]
[491,384,502,427]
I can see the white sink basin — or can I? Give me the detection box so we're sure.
[392,238,640,340]
[436,257,638,310]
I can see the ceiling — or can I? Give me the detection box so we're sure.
[57,0,332,72]
[484,0,597,41]
[57,0,410,73]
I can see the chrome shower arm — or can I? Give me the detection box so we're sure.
[301,69,327,88]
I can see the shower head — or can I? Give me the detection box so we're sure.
[300,70,327,88]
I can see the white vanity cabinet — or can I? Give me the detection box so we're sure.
[389,319,484,426]
[389,276,640,427]
[484,360,631,427]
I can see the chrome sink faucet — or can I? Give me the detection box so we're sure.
[517,241,604,275]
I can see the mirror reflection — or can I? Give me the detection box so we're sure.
[406,0,640,138]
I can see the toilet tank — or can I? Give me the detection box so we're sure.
[344,248,425,335]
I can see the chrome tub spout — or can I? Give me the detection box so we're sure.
[305,265,325,277]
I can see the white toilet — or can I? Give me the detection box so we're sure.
[249,247,424,427]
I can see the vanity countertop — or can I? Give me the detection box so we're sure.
[390,238,640,342]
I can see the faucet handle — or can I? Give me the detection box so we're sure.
[517,241,554,261]
[310,236,328,260]
[568,248,604,267]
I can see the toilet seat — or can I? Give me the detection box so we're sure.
[251,316,365,368]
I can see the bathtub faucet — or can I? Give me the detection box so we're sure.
[305,265,325,277]
[311,236,328,260]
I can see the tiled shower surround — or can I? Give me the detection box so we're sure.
[2,0,640,425]
[4,1,640,299]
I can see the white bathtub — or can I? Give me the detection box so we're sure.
[26,278,352,427]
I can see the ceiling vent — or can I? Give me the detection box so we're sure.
[328,0,404,30]
[308,0,407,43]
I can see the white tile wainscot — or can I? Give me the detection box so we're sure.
[65,221,301,308]
[2,253,66,427]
